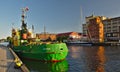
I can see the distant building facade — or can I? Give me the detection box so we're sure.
[36,33,56,41]
[103,17,120,42]
[83,15,120,42]
[83,15,106,43]
[82,23,87,35]
[36,32,82,41]
[57,32,82,41]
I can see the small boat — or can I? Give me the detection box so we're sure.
[66,40,93,46]
[10,7,68,62]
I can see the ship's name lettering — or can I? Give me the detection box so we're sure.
[43,48,50,50]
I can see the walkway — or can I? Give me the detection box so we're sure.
[0,45,22,72]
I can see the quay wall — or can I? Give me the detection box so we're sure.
[92,42,120,46]
[9,48,30,72]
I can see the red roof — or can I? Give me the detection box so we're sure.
[57,32,74,36]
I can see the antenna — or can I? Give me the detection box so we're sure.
[12,23,14,29]
[44,24,46,34]
[80,6,83,24]
[80,6,83,33]
[44,24,46,40]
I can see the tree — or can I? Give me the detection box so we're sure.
[6,36,12,42]
[56,36,69,42]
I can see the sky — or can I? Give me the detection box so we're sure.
[0,0,120,39]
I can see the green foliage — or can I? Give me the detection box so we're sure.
[57,36,69,42]
[6,36,12,42]
[46,37,52,41]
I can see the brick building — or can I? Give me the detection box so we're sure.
[36,33,56,41]
[85,15,105,43]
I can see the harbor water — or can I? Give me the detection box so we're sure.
[22,45,120,72]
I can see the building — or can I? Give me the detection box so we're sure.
[36,33,56,41]
[83,15,106,43]
[103,17,120,42]
[82,23,87,35]
[57,32,82,41]
[36,32,82,42]
[83,15,120,42]
[83,15,101,36]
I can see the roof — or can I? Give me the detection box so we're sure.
[57,32,74,36]
[57,32,82,36]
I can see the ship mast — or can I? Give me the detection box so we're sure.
[20,7,29,41]
[44,25,46,40]
[21,7,29,31]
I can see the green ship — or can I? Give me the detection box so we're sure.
[11,7,68,62]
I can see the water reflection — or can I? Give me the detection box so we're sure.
[84,46,105,72]
[23,59,68,72]
[68,45,83,59]
[23,45,120,72]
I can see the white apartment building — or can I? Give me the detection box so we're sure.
[103,17,120,42]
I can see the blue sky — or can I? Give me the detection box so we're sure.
[0,0,120,39]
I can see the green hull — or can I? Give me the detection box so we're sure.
[23,59,68,72]
[13,43,68,62]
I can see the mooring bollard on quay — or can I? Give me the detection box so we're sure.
[9,47,30,72]
[0,45,29,72]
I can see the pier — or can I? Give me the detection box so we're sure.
[0,45,29,72]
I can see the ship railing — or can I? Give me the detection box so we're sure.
[25,41,62,46]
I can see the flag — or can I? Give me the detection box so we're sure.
[25,7,29,11]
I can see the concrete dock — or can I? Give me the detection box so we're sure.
[0,45,29,72]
